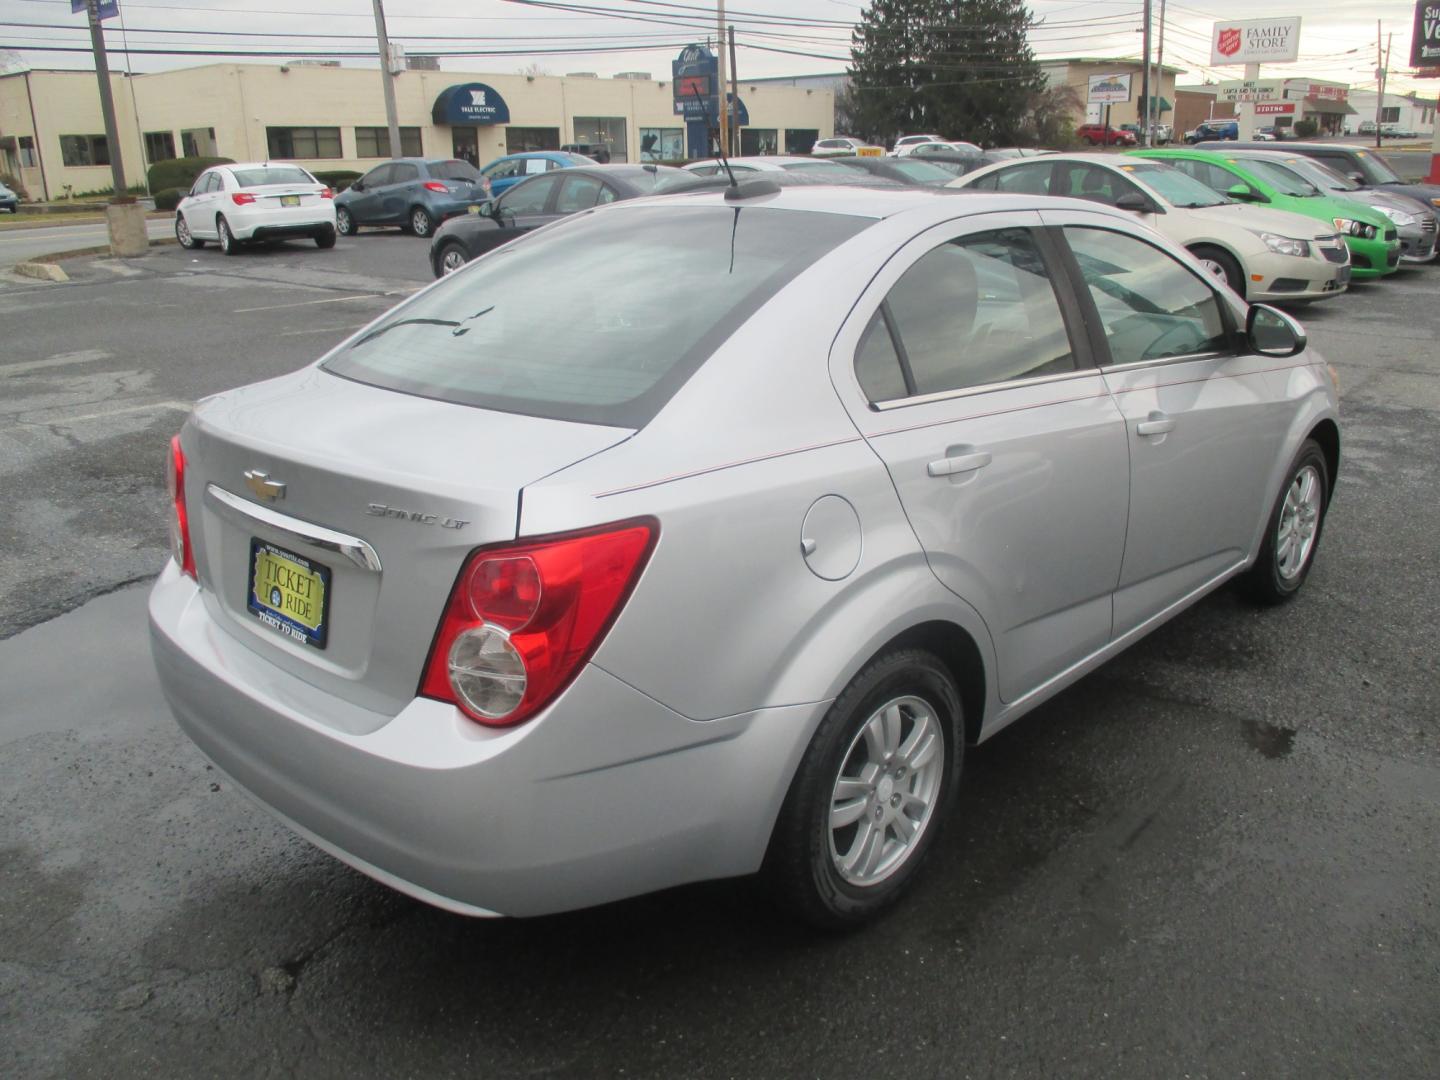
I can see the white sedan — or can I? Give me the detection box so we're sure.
[175,162,338,256]
[954,153,1352,304]
[811,136,883,158]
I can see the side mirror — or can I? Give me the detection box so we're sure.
[1226,183,1261,202]
[1247,303,1306,358]
[350,180,364,192]
[1115,191,1156,213]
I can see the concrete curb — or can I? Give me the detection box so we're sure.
[10,236,179,283]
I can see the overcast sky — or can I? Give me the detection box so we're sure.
[0,0,1434,96]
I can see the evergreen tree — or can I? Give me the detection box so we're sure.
[850,0,1047,147]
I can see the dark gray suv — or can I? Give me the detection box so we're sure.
[333,158,485,238]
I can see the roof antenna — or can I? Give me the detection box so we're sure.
[689,82,738,189]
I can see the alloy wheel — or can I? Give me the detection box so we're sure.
[828,695,944,887]
[1276,464,1322,580]
[440,248,467,274]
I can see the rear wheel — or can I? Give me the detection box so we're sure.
[335,207,355,236]
[217,216,240,256]
[436,240,469,277]
[1190,245,1243,297]
[1244,438,1329,605]
[767,648,962,930]
[314,226,336,249]
[175,213,203,249]
[409,206,434,237]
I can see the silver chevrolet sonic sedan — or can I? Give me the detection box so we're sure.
[150,185,1339,928]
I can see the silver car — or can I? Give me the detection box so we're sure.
[150,186,1339,928]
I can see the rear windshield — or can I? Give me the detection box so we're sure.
[429,160,480,182]
[323,204,869,427]
[232,166,314,187]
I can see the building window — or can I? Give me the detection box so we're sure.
[572,117,627,162]
[354,126,422,157]
[784,128,819,155]
[740,128,779,156]
[639,127,683,161]
[19,136,38,168]
[265,126,341,160]
[144,131,176,164]
[1379,106,1401,124]
[181,127,217,157]
[505,127,561,154]
[59,134,109,167]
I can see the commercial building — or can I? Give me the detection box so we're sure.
[1344,90,1436,135]
[0,61,834,200]
[1040,58,1185,132]
[1174,78,1357,137]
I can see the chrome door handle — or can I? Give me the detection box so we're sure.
[1135,412,1176,437]
[927,451,992,478]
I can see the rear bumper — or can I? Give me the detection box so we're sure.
[229,204,337,240]
[148,563,820,916]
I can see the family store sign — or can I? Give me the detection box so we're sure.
[1210,17,1302,65]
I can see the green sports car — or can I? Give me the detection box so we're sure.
[1129,148,1401,280]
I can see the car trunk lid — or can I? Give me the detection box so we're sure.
[182,368,632,723]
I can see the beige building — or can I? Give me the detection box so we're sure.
[0,62,835,199]
[1040,57,1185,132]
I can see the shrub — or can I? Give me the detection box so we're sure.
[1293,119,1318,139]
[147,155,233,195]
[0,171,27,200]
[312,169,362,192]
[152,187,185,212]
[68,183,148,199]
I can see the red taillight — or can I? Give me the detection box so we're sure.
[423,181,449,193]
[320,186,334,199]
[167,435,196,579]
[231,192,256,205]
[420,519,658,726]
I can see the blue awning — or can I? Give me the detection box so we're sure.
[432,83,512,126]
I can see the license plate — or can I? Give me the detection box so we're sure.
[857,146,884,158]
[281,195,300,207]
[248,539,331,648]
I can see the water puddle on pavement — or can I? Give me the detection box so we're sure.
[1240,717,1296,759]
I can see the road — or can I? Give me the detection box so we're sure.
[2,232,1438,1079]
[0,217,176,267]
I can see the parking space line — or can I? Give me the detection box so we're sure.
[0,349,111,377]
[33,399,191,424]
[277,325,369,337]
[234,292,401,314]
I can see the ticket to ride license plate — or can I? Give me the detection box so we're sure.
[248,539,331,648]
[857,146,884,157]
[281,195,300,207]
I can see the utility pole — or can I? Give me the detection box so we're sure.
[1141,0,1153,145]
[728,25,739,156]
[1375,26,1391,150]
[85,0,126,196]
[716,1,728,157]
[1155,0,1167,139]
[371,0,402,159]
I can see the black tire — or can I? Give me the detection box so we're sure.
[175,213,203,249]
[1083,136,1097,146]
[766,648,962,931]
[409,206,434,237]
[335,208,355,236]
[217,216,240,256]
[1190,244,1244,297]
[314,226,336,249]
[435,239,470,277]
[1243,438,1330,605]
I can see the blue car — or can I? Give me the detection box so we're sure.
[333,157,485,239]
[0,180,18,213]
[1186,120,1239,144]
[475,151,596,198]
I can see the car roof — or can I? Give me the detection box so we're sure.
[216,162,316,172]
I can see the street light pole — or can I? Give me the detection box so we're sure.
[371,0,402,159]
[85,0,126,196]
[1141,0,1153,145]
[716,1,728,157]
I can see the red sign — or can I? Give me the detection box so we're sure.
[1255,102,1296,114]
[1217,27,1242,57]
[678,75,710,98]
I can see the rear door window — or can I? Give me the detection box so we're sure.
[323,205,868,427]
[555,174,605,212]
[854,227,1077,400]
[390,163,419,185]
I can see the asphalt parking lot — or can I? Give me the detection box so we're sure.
[2,228,1438,1078]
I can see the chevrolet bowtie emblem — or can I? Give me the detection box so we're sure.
[243,470,286,502]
